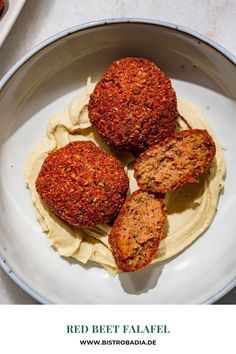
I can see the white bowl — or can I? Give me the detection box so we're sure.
[0,19,236,304]
[0,0,26,47]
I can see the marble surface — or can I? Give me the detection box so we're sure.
[0,0,235,304]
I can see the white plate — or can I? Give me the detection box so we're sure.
[0,19,236,304]
[0,0,26,47]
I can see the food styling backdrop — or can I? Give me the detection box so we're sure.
[0,0,236,304]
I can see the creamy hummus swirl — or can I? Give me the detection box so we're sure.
[24,79,226,275]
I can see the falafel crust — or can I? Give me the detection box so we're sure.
[36,141,129,227]
[88,57,178,154]
[134,129,216,193]
[0,0,4,15]
[109,190,167,272]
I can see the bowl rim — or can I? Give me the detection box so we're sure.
[0,18,235,305]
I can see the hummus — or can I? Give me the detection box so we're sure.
[24,79,226,275]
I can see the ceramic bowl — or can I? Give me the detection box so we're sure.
[0,19,236,304]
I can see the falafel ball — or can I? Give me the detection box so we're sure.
[134,129,216,193]
[88,57,178,155]
[35,141,129,227]
[109,190,167,272]
[0,0,4,16]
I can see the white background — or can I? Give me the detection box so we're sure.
[0,0,236,304]
[0,305,235,353]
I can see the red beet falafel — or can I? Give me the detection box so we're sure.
[88,57,178,155]
[109,190,167,272]
[0,0,4,16]
[134,129,216,193]
[36,141,129,227]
